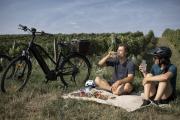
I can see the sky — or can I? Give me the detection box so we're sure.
[0,0,180,36]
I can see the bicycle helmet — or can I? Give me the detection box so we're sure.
[85,80,96,88]
[149,46,172,58]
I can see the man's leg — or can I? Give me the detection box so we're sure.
[144,82,156,100]
[124,83,133,94]
[141,82,156,106]
[154,80,173,101]
[143,74,156,100]
[112,83,133,95]
[95,76,111,91]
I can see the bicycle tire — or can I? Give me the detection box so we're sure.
[59,53,91,87]
[0,54,12,75]
[1,56,32,93]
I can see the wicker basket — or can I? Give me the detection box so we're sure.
[70,40,90,55]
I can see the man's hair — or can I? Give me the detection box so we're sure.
[118,43,129,53]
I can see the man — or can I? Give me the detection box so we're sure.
[139,46,177,107]
[95,44,135,95]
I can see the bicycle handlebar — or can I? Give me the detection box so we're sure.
[18,24,53,36]
[18,24,31,32]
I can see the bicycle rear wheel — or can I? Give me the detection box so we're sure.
[0,54,12,77]
[60,53,91,87]
[1,56,32,93]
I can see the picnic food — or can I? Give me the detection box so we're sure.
[70,90,110,100]
[93,91,108,100]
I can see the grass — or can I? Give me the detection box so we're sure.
[0,57,180,120]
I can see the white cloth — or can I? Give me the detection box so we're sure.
[62,88,144,112]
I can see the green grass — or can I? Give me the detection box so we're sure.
[0,58,180,120]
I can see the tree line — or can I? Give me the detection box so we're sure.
[162,28,180,53]
[0,30,156,55]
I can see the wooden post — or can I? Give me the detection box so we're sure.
[53,38,57,62]
[12,40,16,56]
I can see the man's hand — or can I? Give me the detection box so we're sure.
[108,51,117,58]
[139,64,146,73]
[139,64,147,77]
[142,73,154,86]
[98,51,116,66]
[111,80,122,92]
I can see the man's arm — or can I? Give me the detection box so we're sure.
[98,52,115,67]
[117,74,134,84]
[98,54,110,67]
[143,72,174,85]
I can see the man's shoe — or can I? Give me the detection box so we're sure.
[151,100,160,106]
[141,99,151,107]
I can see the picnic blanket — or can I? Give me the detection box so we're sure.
[62,88,144,112]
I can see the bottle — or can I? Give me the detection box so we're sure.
[109,34,116,52]
[111,52,117,58]
[141,60,147,72]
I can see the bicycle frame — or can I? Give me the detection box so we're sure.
[25,37,72,82]
[29,42,56,79]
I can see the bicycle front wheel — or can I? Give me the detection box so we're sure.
[1,56,32,93]
[60,54,91,87]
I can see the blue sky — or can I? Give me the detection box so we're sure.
[0,0,180,36]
